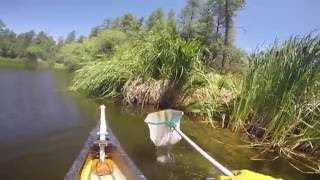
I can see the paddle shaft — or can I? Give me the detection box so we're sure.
[175,128,234,176]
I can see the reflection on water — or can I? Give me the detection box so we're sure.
[156,146,173,164]
[0,68,318,180]
[0,68,97,180]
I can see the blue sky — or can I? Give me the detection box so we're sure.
[1,0,319,51]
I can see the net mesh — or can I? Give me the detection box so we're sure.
[144,109,183,147]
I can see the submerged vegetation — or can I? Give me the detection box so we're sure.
[1,0,319,174]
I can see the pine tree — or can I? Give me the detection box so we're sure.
[222,0,245,69]
[119,13,140,32]
[65,31,76,43]
[180,0,201,39]
[166,9,178,35]
[90,26,100,37]
[147,8,165,31]
[102,18,113,29]
[198,0,217,45]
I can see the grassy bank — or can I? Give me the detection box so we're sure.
[0,57,66,70]
[231,35,320,172]
[0,57,25,68]
[70,31,206,106]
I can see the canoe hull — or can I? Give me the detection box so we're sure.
[65,126,146,180]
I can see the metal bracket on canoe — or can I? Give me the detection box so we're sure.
[94,140,110,145]
[97,132,109,135]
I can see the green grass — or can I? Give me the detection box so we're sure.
[71,60,134,97]
[0,57,24,68]
[0,57,67,70]
[180,72,242,126]
[71,31,203,106]
[230,34,320,172]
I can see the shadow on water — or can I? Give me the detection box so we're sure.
[0,67,318,180]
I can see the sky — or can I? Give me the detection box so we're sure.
[0,0,319,51]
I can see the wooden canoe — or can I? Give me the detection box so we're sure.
[65,125,146,180]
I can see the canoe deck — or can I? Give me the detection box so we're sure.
[80,156,126,180]
[65,126,146,180]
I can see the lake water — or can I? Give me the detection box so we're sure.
[0,67,318,180]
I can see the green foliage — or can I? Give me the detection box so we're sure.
[65,30,76,43]
[181,72,241,125]
[133,31,202,84]
[178,0,246,70]
[203,40,247,71]
[90,26,101,37]
[119,13,141,32]
[59,42,85,65]
[71,60,134,97]
[59,30,127,66]
[0,21,57,62]
[31,31,57,61]
[198,0,217,45]
[147,8,165,31]
[180,0,201,39]
[231,34,320,170]
[102,18,113,29]
[94,30,127,56]
[0,28,17,58]
[14,31,35,57]
[179,0,244,43]
[0,57,24,68]
[24,46,45,61]
[71,31,203,99]
[167,9,178,35]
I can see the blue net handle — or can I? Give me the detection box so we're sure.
[167,114,182,128]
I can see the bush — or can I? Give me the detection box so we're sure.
[71,60,134,97]
[136,31,202,84]
[181,72,241,125]
[59,30,127,66]
[71,31,203,107]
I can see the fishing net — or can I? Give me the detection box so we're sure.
[144,109,183,147]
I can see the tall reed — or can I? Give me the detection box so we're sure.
[71,31,203,103]
[231,34,320,171]
[181,72,241,125]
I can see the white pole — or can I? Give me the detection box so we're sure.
[175,128,234,176]
[99,105,107,162]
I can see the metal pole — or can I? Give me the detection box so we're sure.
[175,128,234,176]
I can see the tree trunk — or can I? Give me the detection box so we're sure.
[222,0,229,70]
[189,8,195,39]
[216,17,220,38]
[216,4,221,40]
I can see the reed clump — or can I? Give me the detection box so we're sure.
[71,60,134,97]
[69,28,320,172]
[122,78,173,107]
[71,31,203,107]
[230,34,320,172]
[180,72,241,125]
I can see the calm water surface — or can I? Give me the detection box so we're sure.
[0,68,318,180]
